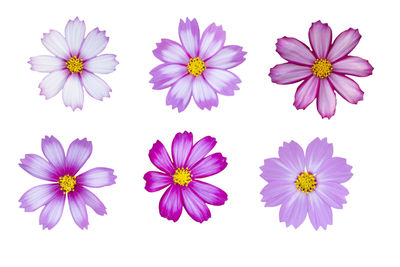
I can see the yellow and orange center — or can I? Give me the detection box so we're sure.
[187,57,206,76]
[58,175,77,194]
[66,56,84,73]
[295,172,317,194]
[173,168,192,186]
[312,59,332,79]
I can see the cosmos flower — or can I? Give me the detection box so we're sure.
[29,17,118,110]
[144,131,228,223]
[19,136,117,229]
[150,18,246,112]
[269,21,373,118]
[260,138,352,230]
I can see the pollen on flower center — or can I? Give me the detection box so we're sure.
[58,175,77,194]
[187,57,206,76]
[173,168,192,186]
[66,56,84,73]
[295,172,317,194]
[312,59,333,79]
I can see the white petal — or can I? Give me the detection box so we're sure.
[29,56,66,73]
[39,70,70,99]
[79,28,109,60]
[65,17,86,56]
[41,30,70,59]
[84,54,118,74]
[81,71,111,100]
[62,74,84,110]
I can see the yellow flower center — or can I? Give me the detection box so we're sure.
[58,175,77,194]
[173,168,192,186]
[295,172,317,194]
[312,59,333,79]
[66,56,84,73]
[187,57,206,76]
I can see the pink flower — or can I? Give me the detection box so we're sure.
[144,131,228,223]
[260,138,353,230]
[269,21,373,119]
[29,17,118,110]
[19,136,117,229]
[150,18,246,112]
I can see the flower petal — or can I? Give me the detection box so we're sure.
[20,154,58,181]
[65,17,85,56]
[186,136,216,169]
[317,78,336,119]
[153,39,189,64]
[261,181,296,207]
[307,192,333,230]
[189,180,227,206]
[182,186,211,223]
[65,138,92,176]
[316,157,353,183]
[62,74,84,111]
[203,68,241,96]
[278,141,305,175]
[205,45,246,69]
[41,30,70,59]
[75,186,107,215]
[19,184,60,212]
[269,63,312,85]
[293,75,319,109]
[171,131,193,168]
[178,18,200,58]
[279,190,308,228]
[149,140,175,175]
[199,23,226,60]
[166,74,194,112]
[328,73,363,104]
[77,167,116,188]
[305,137,333,174]
[275,37,315,66]
[68,191,89,229]
[332,56,373,77]
[39,69,70,99]
[81,71,111,101]
[29,56,66,73]
[190,153,227,178]
[308,21,332,59]
[260,158,297,183]
[150,64,188,90]
[79,28,109,60]
[39,191,65,230]
[144,171,173,192]
[84,54,119,74]
[192,75,218,110]
[41,136,65,175]
[327,28,361,63]
[159,184,183,222]
[316,182,349,209]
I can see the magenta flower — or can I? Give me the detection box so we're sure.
[29,17,118,110]
[269,21,373,118]
[19,136,116,229]
[150,18,246,112]
[260,138,352,230]
[144,131,228,223]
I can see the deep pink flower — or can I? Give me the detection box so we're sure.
[144,131,228,223]
[260,138,352,230]
[269,21,373,119]
[29,17,118,110]
[19,136,116,229]
[150,18,246,112]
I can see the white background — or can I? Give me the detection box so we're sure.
[0,0,398,266]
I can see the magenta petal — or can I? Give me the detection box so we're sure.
[332,56,373,77]
[186,136,216,169]
[153,39,189,64]
[192,75,218,110]
[308,21,332,59]
[20,154,58,181]
[150,64,188,90]
[159,184,183,222]
[41,136,65,175]
[279,191,308,228]
[203,68,240,96]
[294,75,319,109]
[190,153,227,178]
[178,18,200,58]
[278,141,305,175]
[79,27,109,60]
[305,138,333,174]
[144,171,173,192]
[270,63,312,85]
[261,182,296,207]
[317,78,336,119]
[65,138,92,176]
[181,186,211,223]
[275,37,315,66]
[199,23,226,60]
[316,157,353,183]
[19,184,59,212]
[328,73,364,104]
[171,131,193,168]
[77,167,116,188]
[189,180,227,206]
[149,140,175,175]
[316,182,349,209]
[166,75,194,112]
[68,191,89,229]
[65,17,85,56]
[75,186,106,215]
[260,158,297,183]
[205,45,246,69]
[39,191,65,230]
[307,192,333,230]
[327,28,361,63]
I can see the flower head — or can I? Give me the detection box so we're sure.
[19,136,117,229]
[260,138,353,230]
[144,131,228,223]
[29,17,119,110]
[269,21,373,119]
[150,18,246,112]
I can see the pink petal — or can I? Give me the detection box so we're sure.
[148,140,175,175]
[190,153,227,178]
[29,56,66,73]
[316,182,349,209]
[269,63,312,85]
[19,184,60,212]
[150,63,188,90]
[189,180,227,206]
[75,186,106,215]
[171,131,193,168]
[20,154,58,181]
[307,192,333,230]
[62,74,84,111]
[159,184,183,222]
[68,191,89,229]
[279,190,308,228]
[332,56,373,77]
[308,21,332,59]
[181,186,211,223]
[41,136,65,175]
[261,181,296,207]
[65,17,85,56]
[79,28,109,60]
[260,158,297,183]
[278,141,305,175]
[328,73,363,104]
[327,28,361,63]
[186,136,216,169]
[81,71,111,101]
[41,30,70,59]
[316,157,353,183]
[39,191,65,230]
[77,167,116,188]
[39,69,69,99]
[205,45,246,69]
[192,75,218,110]
[305,138,333,174]
[275,37,315,66]
[84,54,119,74]
[178,18,200,58]
[166,74,194,112]
[65,138,92,176]
[317,78,336,119]
[293,75,319,109]
[144,171,173,192]
[199,23,226,60]
[203,68,241,96]
[153,39,189,64]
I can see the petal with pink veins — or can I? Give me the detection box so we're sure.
[279,190,308,228]
[19,184,60,212]
[203,68,241,96]
[308,21,332,59]
[41,136,65,175]
[205,45,246,69]
[305,138,333,174]
[192,75,218,110]
[150,64,188,90]
[159,184,183,222]
[278,141,305,175]
[332,56,373,77]
[275,37,315,66]
[84,54,118,74]
[189,180,227,206]
[261,181,296,207]
[39,191,65,230]
[166,74,194,112]
[199,23,226,60]
[317,78,336,119]
[65,138,92,176]
[327,28,361,63]
[77,167,116,188]
[179,18,200,58]
[153,39,189,64]
[29,56,66,73]
[260,158,297,183]
[315,157,353,183]
[79,28,109,60]
[186,136,216,169]
[39,70,70,99]
[149,141,175,175]
[144,171,173,192]
[294,75,319,109]
[308,192,333,230]
[190,153,227,178]
[41,30,70,59]
[328,73,364,104]
[316,182,349,209]
[269,63,312,85]
[181,186,211,223]
[81,71,111,101]
[62,74,84,110]
[75,186,107,215]
[65,17,85,56]
[171,131,193,168]
[68,191,89,229]
[20,154,58,181]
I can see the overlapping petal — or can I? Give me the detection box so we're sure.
[149,140,175,175]
[308,192,333,230]
[260,158,297,183]
[199,23,225,60]
[68,191,89,229]
[316,182,349,209]
[41,30,70,59]
[81,71,111,101]
[144,171,173,192]
[203,68,241,96]
[39,192,65,230]
[189,180,227,206]
[20,154,58,181]
[275,37,315,66]
[79,28,109,60]
[182,186,211,223]
[279,191,308,228]
[305,138,333,173]
[75,186,107,215]
[278,141,305,175]
[39,70,70,99]
[185,136,216,169]
[153,39,189,64]
[65,138,92,176]
[205,45,246,69]
[328,73,364,104]
[41,136,65,175]
[150,64,187,90]
[19,184,60,212]
[328,28,361,63]
[190,153,227,178]
[166,74,194,112]
[159,184,183,222]
[261,182,296,207]
[293,76,319,109]
[192,75,218,110]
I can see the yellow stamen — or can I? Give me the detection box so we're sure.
[66,56,84,73]
[312,59,333,79]
[187,57,206,76]
[295,172,317,194]
[173,168,192,186]
[58,175,77,194]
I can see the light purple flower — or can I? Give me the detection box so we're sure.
[29,17,118,110]
[260,138,352,230]
[144,131,228,223]
[19,136,116,229]
[269,21,373,119]
[150,18,246,112]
